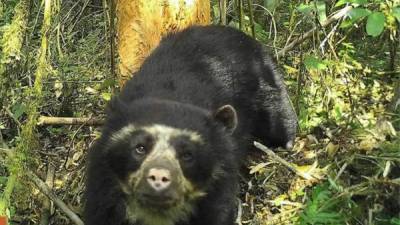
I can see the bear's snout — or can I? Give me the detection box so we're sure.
[146,167,172,192]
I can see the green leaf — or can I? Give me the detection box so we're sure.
[297,3,313,15]
[0,176,8,185]
[366,12,385,37]
[264,0,280,11]
[391,217,400,225]
[304,56,327,71]
[393,7,400,22]
[297,1,326,22]
[340,8,371,28]
[335,0,368,7]
[316,1,327,23]
[349,8,371,20]
[11,103,26,120]
[101,92,112,101]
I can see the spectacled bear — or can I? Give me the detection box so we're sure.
[85,25,297,225]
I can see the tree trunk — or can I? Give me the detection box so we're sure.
[116,0,210,86]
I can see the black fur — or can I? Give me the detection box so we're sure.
[85,25,297,225]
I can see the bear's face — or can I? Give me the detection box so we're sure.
[100,99,238,225]
[107,124,210,206]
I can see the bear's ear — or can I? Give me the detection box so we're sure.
[214,105,238,134]
[106,97,127,116]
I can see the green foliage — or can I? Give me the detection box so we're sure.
[0,0,19,26]
[393,7,400,21]
[391,218,400,225]
[1,0,399,224]
[340,8,371,28]
[335,0,367,7]
[298,183,355,225]
[10,103,26,121]
[366,12,386,37]
[339,1,400,38]
[264,0,280,11]
[304,56,327,71]
[296,1,326,22]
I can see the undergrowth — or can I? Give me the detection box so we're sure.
[0,0,399,224]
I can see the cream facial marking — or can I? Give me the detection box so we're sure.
[111,124,136,142]
[110,124,203,144]
[142,124,203,144]
[123,125,206,225]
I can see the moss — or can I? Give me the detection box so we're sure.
[0,0,29,106]
[0,0,52,217]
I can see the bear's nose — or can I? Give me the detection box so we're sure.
[146,168,171,192]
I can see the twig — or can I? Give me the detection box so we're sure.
[219,0,227,25]
[277,6,353,57]
[235,198,243,225]
[253,141,311,180]
[334,162,348,182]
[247,0,255,38]
[253,4,278,56]
[108,0,116,93]
[237,0,243,30]
[39,164,55,225]
[27,171,84,225]
[0,130,5,149]
[37,116,104,126]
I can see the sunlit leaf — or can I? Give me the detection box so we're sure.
[101,92,112,101]
[295,161,326,181]
[326,142,340,158]
[249,162,269,174]
[283,65,299,74]
[270,194,288,206]
[366,12,385,37]
[54,80,63,98]
[374,119,397,141]
[304,56,327,71]
[358,135,377,151]
[85,86,98,94]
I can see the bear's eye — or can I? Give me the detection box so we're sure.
[134,144,146,155]
[181,152,193,161]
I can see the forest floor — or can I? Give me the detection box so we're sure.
[1,1,399,225]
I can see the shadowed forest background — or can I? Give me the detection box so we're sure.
[0,0,399,224]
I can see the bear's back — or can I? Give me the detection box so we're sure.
[119,25,265,111]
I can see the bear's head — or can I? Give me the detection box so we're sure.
[97,98,238,225]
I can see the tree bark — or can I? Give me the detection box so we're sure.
[116,0,210,86]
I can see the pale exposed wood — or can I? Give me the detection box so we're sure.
[116,0,210,86]
[27,171,84,225]
[254,141,314,180]
[219,0,227,25]
[39,165,55,225]
[37,116,104,126]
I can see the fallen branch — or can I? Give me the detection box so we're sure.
[37,116,104,126]
[39,164,55,225]
[27,171,84,225]
[254,141,311,180]
[235,198,243,225]
[277,5,353,57]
